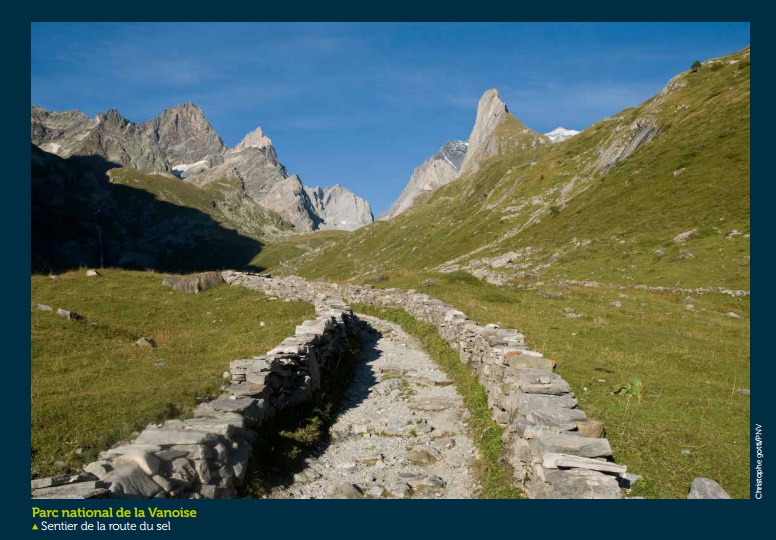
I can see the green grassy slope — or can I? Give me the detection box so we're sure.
[109,168,291,243]
[32,148,295,273]
[247,229,349,272]
[351,271,751,498]
[257,47,751,499]
[31,270,313,477]
[287,48,750,291]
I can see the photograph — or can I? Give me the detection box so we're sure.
[29,22,751,502]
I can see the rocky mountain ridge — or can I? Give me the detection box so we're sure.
[381,140,468,220]
[31,104,373,233]
[382,89,550,220]
[306,184,375,230]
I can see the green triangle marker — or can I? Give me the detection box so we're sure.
[32,524,38,530]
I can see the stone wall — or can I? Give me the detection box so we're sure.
[222,272,629,499]
[31,292,360,499]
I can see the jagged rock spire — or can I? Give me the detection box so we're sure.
[231,127,273,153]
[460,89,510,175]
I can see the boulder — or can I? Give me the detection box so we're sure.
[112,452,160,476]
[133,337,157,348]
[687,477,732,499]
[574,418,606,438]
[84,461,113,479]
[103,465,162,498]
[56,308,83,320]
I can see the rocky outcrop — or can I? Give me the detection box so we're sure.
[141,103,227,171]
[201,128,373,232]
[459,89,511,175]
[31,106,97,153]
[229,127,273,153]
[31,106,172,174]
[381,140,468,220]
[592,115,661,174]
[305,185,374,230]
[261,175,320,231]
[383,89,548,218]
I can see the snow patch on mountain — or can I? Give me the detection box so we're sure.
[544,126,581,143]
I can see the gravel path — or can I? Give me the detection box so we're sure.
[270,314,480,499]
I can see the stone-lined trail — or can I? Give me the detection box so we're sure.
[270,314,479,499]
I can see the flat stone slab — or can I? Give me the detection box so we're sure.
[32,481,108,499]
[225,382,266,398]
[135,428,217,446]
[687,477,732,499]
[102,444,162,459]
[183,416,244,436]
[514,368,571,395]
[540,468,623,499]
[527,407,586,425]
[543,453,626,474]
[31,473,93,490]
[195,398,257,416]
[516,393,578,413]
[532,434,613,458]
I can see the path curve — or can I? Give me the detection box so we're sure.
[271,314,479,499]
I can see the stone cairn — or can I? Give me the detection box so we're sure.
[222,272,731,499]
[31,290,360,499]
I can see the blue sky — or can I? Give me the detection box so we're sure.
[31,22,750,215]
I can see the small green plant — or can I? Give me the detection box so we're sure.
[613,376,644,402]
[549,205,561,217]
[691,60,702,72]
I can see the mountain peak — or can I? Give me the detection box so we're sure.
[304,184,373,231]
[232,127,273,153]
[173,102,203,112]
[479,88,509,114]
[98,108,128,125]
[459,88,513,174]
[142,103,226,167]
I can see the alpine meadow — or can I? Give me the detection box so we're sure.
[30,24,749,501]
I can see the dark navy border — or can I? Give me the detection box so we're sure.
[6,10,762,540]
